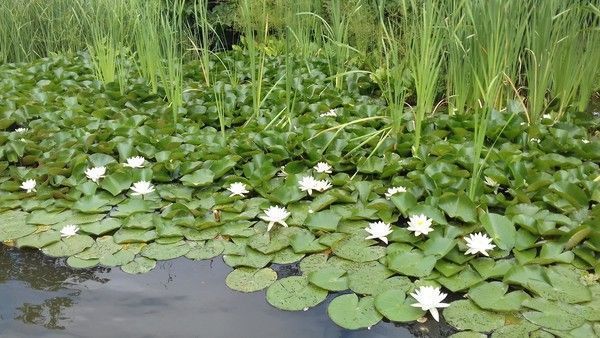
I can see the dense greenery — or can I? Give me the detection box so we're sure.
[1,0,600,336]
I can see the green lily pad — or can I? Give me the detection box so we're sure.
[76,236,121,260]
[66,256,99,269]
[121,256,157,274]
[266,276,328,311]
[388,250,437,277]
[15,230,61,249]
[271,247,305,264]
[443,300,505,332]
[185,240,225,260]
[308,266,348,291]
[521,298,586,331]
[299,253,329,274]
[490,322,539,338]
[223,247,273,268]
[480,212,516,251]
[113,228,157,244]
[225,267,277,292]
[305,210,341,232]
[42,234,95,257]
[180,168,214,187]
[100,244,144,267]
[348,262,394,295]
[0,210,36,241]
[438,193,477,223]
[140,241,190,260]
[374,289,425,322]
[327,294,382,330]
[79,218,122,236]
[332,237,386,263]
[468,281,530,312]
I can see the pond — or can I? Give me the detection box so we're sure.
[0,245,451,338]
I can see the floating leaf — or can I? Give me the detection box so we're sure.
[438,193,477,223]
[443,300,505,332]
[140,241,190,260]
[468,281,529,312]
[388,250,437,277]
[42,234,95,257]
[480,212,516,251]
[327,294,382,330]
[185,240,225,260]
[225,267,277,292]
[266,276,328,311]
[121,256,157,274]
[374,289,425,322]
[308,266,348,291]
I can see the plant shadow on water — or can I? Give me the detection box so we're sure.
[0,245,451,338]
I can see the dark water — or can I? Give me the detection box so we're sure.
[0,245,449,338]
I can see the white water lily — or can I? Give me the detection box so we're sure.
[320,109,337,117]
[20,179,37,193]
[124,156,145,168]
[314,179,332,193]
[85,166,106,183]
[227,182,249,197]
[483,176,499,188]
[464,232,496,256]
[365,221,393,244]
[130,180,155,196]
[530,138,541,144]
[299,176,320,195]
[542,114,552,119]
[582,139,590,144]
[410,286,450,322]
[14,127,28,133]
[60,224,79,238]
[260,205,290,231]
[385,186,407,199]
[313,162,332,174]
[407,214,434,236]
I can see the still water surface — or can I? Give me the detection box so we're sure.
[0,245,449,338]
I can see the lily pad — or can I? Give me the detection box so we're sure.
[121,256,157,274]
[225,267,277,292]
[332,237,386,263]
[443,299,505,332]
[327,294,382,330]
[266,276,328,311]
[42,234,95,257]
[15,230,61,249]
[374,289,425,322]
[468,281,529,312]
[308,266,349,291]
[185,240,225,260]
[141,241,190,260]
[388,250,437,277]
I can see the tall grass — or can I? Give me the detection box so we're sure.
[133,0,162,94]
[157,0,185,125]
[376,0,407,138]
[445,0,472,115]
[464,0,528,199]
[402,0,445,156]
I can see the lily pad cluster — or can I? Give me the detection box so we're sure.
[1,53,600,336]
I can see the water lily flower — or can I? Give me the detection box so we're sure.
[464,232,496,256]
[20,179,37,193]
[130,180,155,196]
[483,176,499,188]
[260,205,290,231]
[582,139,590,144]
[14,127,28,133]
[315,179,332,193]
[530,138,541,144]
[299,176,320,195]
[385,186,407,199]
[227,182,249,197]
[542,114,552,119]
[365,221,393,244]
[407,214,434,236]
[410,286,450,322]
[85,166,106,183]
[124,156,145,168]
[320,109,337,117]
[60,224,79,238]
[313,162,332,174]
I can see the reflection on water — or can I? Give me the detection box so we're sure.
[0,245,448,338]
